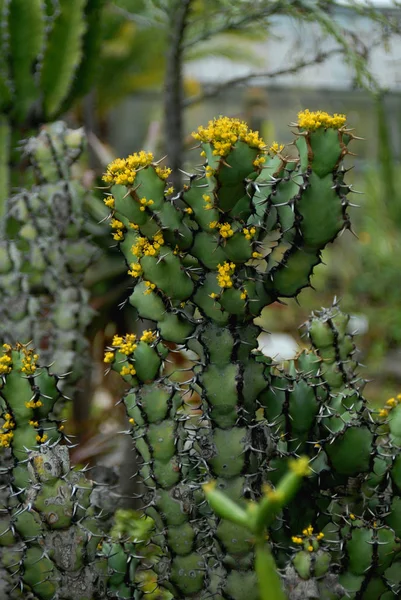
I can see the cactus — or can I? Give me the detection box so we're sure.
[0,122,97,403]
[0,0,105,211]
[2,110,401,600]
[101,110,401,599]
[0,343,119,599]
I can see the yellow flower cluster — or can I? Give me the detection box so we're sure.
[209,221,234,239]
[121,365,137,377]
[297,109,346,131]
[0,430,13,447]
[120,334,138,356]
[269,142,285,155]
[205,165,215,178]
[104,196,115,208]
[291,525,324,552]
[203,194,214,210]
[184,207,193,214]
[243,227,256,240]
[21,349,39,376]
[166,186,174,195]
[140,330,157,344]
[192,116,265,156]
[0,413,15,447]
[25,398,43,409]
[209,292,219,300]
[129,222,139,230]
[240,289,248,300]
[36,434,48,444]
[29,420,39,427]
[0,344,12,375]
[253,154,266,168]
[111,218,125,242]
[217,262,236,288]
[139,197,154,212]
[132,231,165,258]
[143,281,156,295]
[104,351,114,364]
[103,150,154,186]
[128,263,143,278]
[378,394,401,418]
[155,166,172,180]
[252,251,263,259]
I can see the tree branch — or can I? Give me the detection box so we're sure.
[164,0,193,189]
[182,1,289,50]
[183,48,346,108]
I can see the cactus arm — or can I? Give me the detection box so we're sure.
[60,0,106,112]
[0,115,10,219]
[39,0,87,119]
[0,0,12,114]
[0,343,117,599]
[8,0,45,124]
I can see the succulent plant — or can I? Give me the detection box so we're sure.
[0,122,97,404]
[0,0,105,212]
[2,110,401,600]
[101,110,401,599]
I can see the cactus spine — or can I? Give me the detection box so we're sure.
[101,110,401,599]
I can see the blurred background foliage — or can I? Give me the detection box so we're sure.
[3,0,401,464]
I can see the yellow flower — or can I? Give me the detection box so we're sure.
[128,263,143,278]
[121,365,137,377]
[140,330,157,344]
[103,150,154,186]
[216,262,236,289]
[192,116,265,156]
[155,166,172,180]
[269,141,284,155]
[104,196,115,208]
[104,351,115,364]
[297,109,346,131]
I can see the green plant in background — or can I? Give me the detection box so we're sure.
[0,122,97,406]
[0,0,105,211]
[100,110,401,599]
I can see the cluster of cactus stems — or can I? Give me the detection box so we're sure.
[0,0,105,211]
[2,110,401,600]
[101,109,401,600]
[0,122,97,403]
